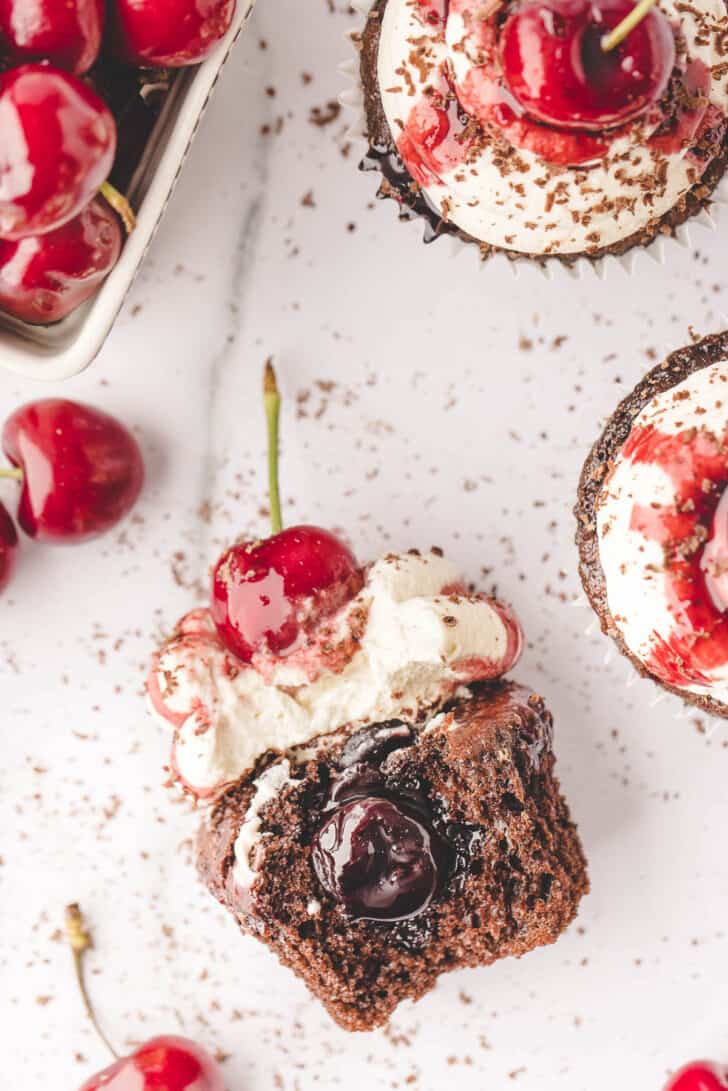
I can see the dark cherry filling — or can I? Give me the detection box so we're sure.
[312,798,440,921]
[311,722,453,922]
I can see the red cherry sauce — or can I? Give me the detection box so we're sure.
[395,0,611,181]
[649,60,726,168]
[623,422,728,688]
[452,0,610,165]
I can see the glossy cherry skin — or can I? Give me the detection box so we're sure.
[211,525,362,662]
[664,1062,728,1090]
[2,399,144,543]
[79,1035,225,1091]
[0,0,104,74]
[0,65,116,240]
[312,796,440,921]
[500,0,675,132]
[111,0,236,67]
[0,501,18,592]
[0,198,121,325]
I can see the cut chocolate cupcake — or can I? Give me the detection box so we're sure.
[198,681,588,1031]
[355,0,728,264]
[150,545,587,1028]
[576,330,728,715]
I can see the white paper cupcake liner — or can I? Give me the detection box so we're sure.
[339,2,728,282]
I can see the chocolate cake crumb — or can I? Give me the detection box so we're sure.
[198,682,588,1031]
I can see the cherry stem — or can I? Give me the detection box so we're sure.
[64,903,119,1060]
[0,467,22,481]
[601,0,657,51]
[100,181,137,235]
[264,359,283,535]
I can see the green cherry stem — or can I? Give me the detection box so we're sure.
[0,467,22,482]
[264,359,283,535]
[65,903,119,1060]
[100,181,137,235]
[602,0,657,51]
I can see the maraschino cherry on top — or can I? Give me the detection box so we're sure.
[211,361,362,665]
[65,904,225,1091]
[500,0,675,132]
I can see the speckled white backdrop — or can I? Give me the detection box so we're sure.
[2,1,728,1088]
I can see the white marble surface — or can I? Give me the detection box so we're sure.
[2,1,728,1088]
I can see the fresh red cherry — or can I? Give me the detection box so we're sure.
[0,198,121,325]
[0,501,17,592]
[664,1062,728,1090]
[500,0,675,132]
[0,0,104,74]
[78,1035,225,1091]
[1,399,144,543]
[0,65,116,240]
[111,0,236,67]
[211,524,362,662]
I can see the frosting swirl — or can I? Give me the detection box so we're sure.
[148,550,523,799]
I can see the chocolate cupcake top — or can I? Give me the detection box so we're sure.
[579,333,728,709]
[373,0,728,257]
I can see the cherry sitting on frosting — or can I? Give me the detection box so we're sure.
[0,199,122,326]
[500,0,675,132]
[664,1062,728,1090]
[0,65,116,240]
[211,362,362,663]
[112,0,236,67]
[212,524,362,662]
[1,399,144,542]
[0,0,104,74]
[79,1036,225,1091]
[0,501,18,592]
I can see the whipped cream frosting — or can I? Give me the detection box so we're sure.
[148,550,522,799]
[376,0,728,255]
[596,360,728,701]
[233,759,293,891]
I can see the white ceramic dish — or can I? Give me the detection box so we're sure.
[0,0,255,383]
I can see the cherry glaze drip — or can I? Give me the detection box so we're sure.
[622,423,728,688]
[649,60,724,159]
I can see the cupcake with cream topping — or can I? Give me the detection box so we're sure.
[354,0,728,263]
[576,330,728,714]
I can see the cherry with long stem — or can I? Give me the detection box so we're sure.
[65,903,119,1059]
[263,359,282,535]
[65,903,226,1091]
[210,361,362,664]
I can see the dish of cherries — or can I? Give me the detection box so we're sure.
[0,0,237,328]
